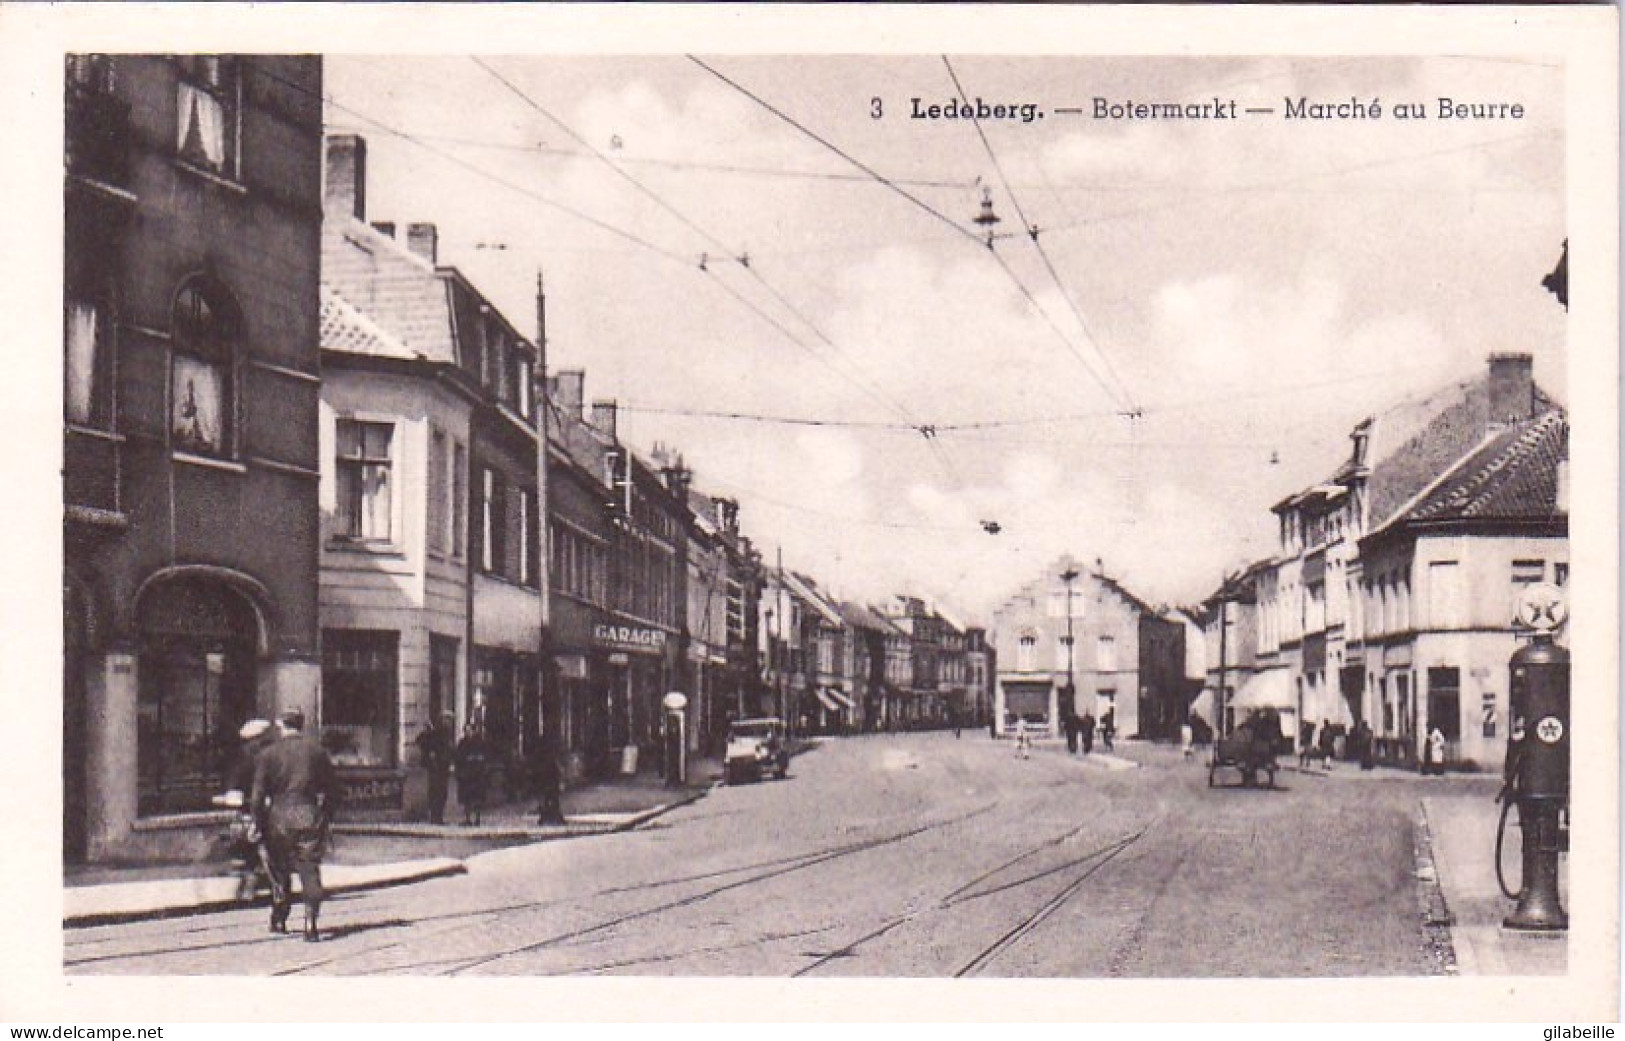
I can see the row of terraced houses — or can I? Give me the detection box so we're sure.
[61,55,994,863]
[1194,352,1569,772]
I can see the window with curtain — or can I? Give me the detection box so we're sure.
[170,278,239,457]
[175,56,238,176]
[336,420,394,540]
[65,298,112,428]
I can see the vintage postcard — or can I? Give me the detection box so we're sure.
[2,2,1618,1026]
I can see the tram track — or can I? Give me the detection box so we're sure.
[252,803,996,977]
[67,810,976,973]
[431,803,997,976]
[953,818,1158,978]
[791,816,1158,978]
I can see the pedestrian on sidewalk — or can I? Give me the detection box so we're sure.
[1424,725,1447,776]
[1064,710,1079,755]
[1356,720,1376,771]
[454,724,491,826]
[528,741,564,826]
[414,712,455,825]
[252,709,338,942]
[1180,719,1195,760]
[1101,710,1116,753]
[1079,711,1096,755]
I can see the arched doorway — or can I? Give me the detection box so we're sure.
[136,575,260,815]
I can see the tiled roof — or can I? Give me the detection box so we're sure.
[1391,410,1567,526]
[1275,366,1557,528]
[320,285,419,361]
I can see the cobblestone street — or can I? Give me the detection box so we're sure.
[67,734,1455,978]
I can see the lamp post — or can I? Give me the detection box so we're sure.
[1061,566,1079,733]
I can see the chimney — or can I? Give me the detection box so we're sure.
[550,369,585,419]
[406,223,439,266]
[590,399,618,440]
[324,134,367,221]
[370,221,396,239]
[1487,352,1535,426]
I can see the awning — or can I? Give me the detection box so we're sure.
[814,688,842,712]
[1190,688,1214,725]
[1232,668,1293,711]
[825,688,855,709]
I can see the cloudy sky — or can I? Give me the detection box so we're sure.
[326,54,1566,620]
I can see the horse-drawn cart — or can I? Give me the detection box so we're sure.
[1207,709,1281,789]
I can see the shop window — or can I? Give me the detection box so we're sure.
[322,630,399,767]
[65,298,114,429]
[336,419,394,541]
[175,56,239,177]
[137,577,258,815]
[170,278,239,457]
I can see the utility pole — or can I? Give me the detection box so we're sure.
[533,270,564,824]
[1061,565,1079,733]
[1216,581,1229,741]
[777,546,789,740]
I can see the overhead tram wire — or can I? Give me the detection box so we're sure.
[688,54,1136,418]
[942,56,1137,415]
[473,57,981,498]
[253,61,908,431]
[471,56,925,432]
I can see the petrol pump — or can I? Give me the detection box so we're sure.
[1497,582,1569,932]
[662,692,688,788]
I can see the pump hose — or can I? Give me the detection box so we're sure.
[1494,794,1521,900]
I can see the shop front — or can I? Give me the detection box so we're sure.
[592,620,675,775]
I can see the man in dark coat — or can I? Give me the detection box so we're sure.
[252,708,338,942]
[414,712,455,825]
[454,724,491,826]
[1079,711,1096,755]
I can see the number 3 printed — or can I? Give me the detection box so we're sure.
[871,97,883,119]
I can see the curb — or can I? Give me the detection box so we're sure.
[64,858,467,929]
[1414,801,1460,976]
[334,782,716,840]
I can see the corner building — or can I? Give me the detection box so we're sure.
[63,55,325,861]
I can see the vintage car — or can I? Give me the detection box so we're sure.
[725,717,789,784]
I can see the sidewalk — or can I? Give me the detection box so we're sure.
[1421,790,1567,975]
[64,755,726,927]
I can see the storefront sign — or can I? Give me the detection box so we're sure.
[338,770,404,811]
[555,653,589,680]
[592,622,668,655]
